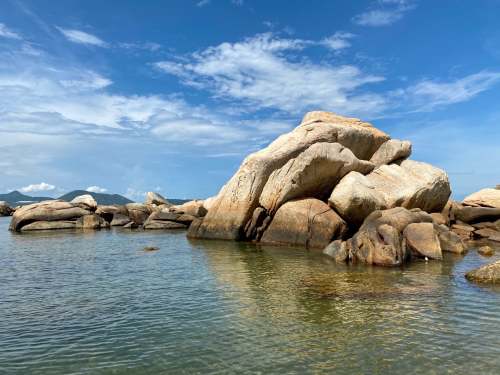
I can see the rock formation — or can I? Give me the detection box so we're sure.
[0,201,13,216]
[71,194,97,211]
[466,261,500,284]
[145,191,171,207]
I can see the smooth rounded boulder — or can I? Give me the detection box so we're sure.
[369,139,412,167]
[260,198,347,249]
[329,160,451,226]
[466,261,500,284]
[125,203,152,225]
[462,188,500,208]
[71,194,97,211]
[145,192,171,206]
[403,222,442,260]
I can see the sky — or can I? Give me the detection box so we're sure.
[0,0,499,201]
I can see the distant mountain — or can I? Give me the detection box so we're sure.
[0,190,52,206]
[0,189,192,207]
[57,190,133,205]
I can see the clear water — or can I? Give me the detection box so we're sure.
[1,216,500,375]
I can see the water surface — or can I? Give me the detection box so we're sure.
[1,216,500,374]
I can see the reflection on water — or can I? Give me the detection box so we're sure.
[1,216,500,374]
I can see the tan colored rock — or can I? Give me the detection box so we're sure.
[435,224,467,254]
[0,201,13,216]
[260,198,348,249]
[20,220,77,231]
[403,222,442,260]
[71,194,97,211]
[170,200,207,217]
[9,200,90,232]
[95,205,128,222]
[145,192,170,206]
[143,221,187,230]
[453,205,500,223]
[369,139,412,167]
[475,228,500,240]
[466,261,500,284]
[463,188,500,208]
[192,111,390,240]
[259,142,374,214]
[430,212,447,226]
[329,160,451,225]
[125,203,152,225]
[76,214,107,229]
[110,213,131,226]
[350,207,433,266]
[478,246,494,257]
[323,240,351,263]
[202,196,217,211]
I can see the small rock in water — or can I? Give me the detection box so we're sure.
[143,246,159,252]
[478,246,494,257]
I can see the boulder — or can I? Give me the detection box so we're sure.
[369,139,412,167]
[451,223,474,240]
[466,261,500,284]
[474,228,500,240]
[258,142,374,215]
[430,213,447,226]
[349,207,433,266]
[463,188,500,208]
[203,196,217,211]
[20,220,77,231]
[403,222,442,260]
[0,201,13,216]
[260,198,348,249]
[9,200,90,232]
[453,205,500,224]
[125,203,152,225]
[110,213,131,226]
[329,160,451,226]
[71,194,97,211]
[96,205,128,222]
[143,221,187,230]
[191,111,390,240]
[143,210,195,230]
[434,224,467,254]
[145,192,171,206]
[170,200,207,217]
[76,214,108,229]
[323,240,351,263]
[478,246,494,257]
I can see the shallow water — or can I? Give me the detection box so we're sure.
[1,216,500,374]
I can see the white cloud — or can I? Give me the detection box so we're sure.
[405,71,500,111]
[154,33,386,117]
[57,27,107,47]
[118,41,161,52]
[231,0,244,6]
[0,23,22,39]
[20,182,55,193]
[321,32,355,51]
[86,185,107,193]
[353,0,415,27]
[197,0,211,7]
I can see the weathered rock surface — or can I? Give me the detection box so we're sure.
[170,200,207,217]
[10,200,90,232]
[329,160,451,225]
[76,214,108,229]
[369,139,412,167]
[475,228,500,240]
[451,223,475,240]
[259,142,374,215]
[145,192,170,206]
[143,221,187,230]
[96,205,128,222]
[143,210,195,230]
[435,224,467,254]
[110,213,131,226]
[0,201,13,216]
[125,203,152,225]
[323,240,351,263]
[453,204,500,224]
[191,111,390,240]
[71,194,97,211]
[260,198,347,249]
[20,220,77,231]
[403,222,442,260]
[463,188,500,208]
[478,246,494,257]
[466,261,500,284]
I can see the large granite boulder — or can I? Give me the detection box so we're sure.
[329,160,451,226]
[95,205,128,222]
[145,192,171,206]
[190,111,390,240]
[466,261,500,284]
[20,221,77,231]
[453,204,500,224]
[9,200,90,232]
[369,139,412,167]
[76,214,109,229]
[260,198,347,249]
[434,224,467,254]
[110,213,131,226]
[258,142,374,215]
[0,201,13,216]
[71,194,97,211]
[403,222,442,260]
[125,203,153,225]
[463,188,500,208]
[170,200,207,217]
[143,210,195,230]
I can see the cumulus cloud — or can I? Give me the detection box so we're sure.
[0,23,22,39]
[154,33,386,117]
[196,0,211,7]
[404,71,500,111]
[20,182,55,193]
[86,185,107,193]
[57,27,107,47]
[353,0,416,27]
[321,32,355,51]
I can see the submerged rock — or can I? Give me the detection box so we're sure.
[143,246,159,252]
[260,198,347,249]
[466,261,500,284]
[478,246,494,257]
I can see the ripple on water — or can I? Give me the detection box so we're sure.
[1,217,500,374]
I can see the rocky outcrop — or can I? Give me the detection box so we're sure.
[9,200,91,232]
[434,224,466,254]
[71,194,97,211]
[453,205,500,224]
[463,188,500,208]
[329,160,451,226]
[125,203,152,225]
[110,213,131,226]
[258,142,374,215]
[0,201,13,216]
[76,214,109,229]
[260,198,347,249]
[145,192,171,207]
[170,200,207,218]
[190,111,390,240]
[143,210,194,230]
[403,222,442,260]
[369,139,412,167]
[466,261,500,284]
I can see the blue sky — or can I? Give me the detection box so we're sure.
[1,0,499,201]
